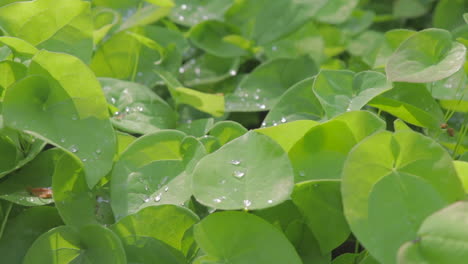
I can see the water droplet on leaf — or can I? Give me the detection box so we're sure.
[230,160,241,165]
[233,170,245,179]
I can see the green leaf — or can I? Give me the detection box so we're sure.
[342,130,464,264]
[0,148,59,206]
[386,28,467,83]
[0,0,89,45]
[292,180,350,254]
[314,0,359,24]
[177,118,214,137]
[110,130,201,219]
[119,3,172,31]
[430,67,467,104]
[92,7,119,45]
[263,77,324,127]
[0,36,38,59]
[225,0,327,45]
[312,70,392,118]
[110,205,199,253]
[368,82,444,129]
[226,57,318,112]
[122,236,186,264]
[195,211,302,264]
[169,0,234,27]
[332,253,360,264]
[3,50,116,188]
[53,151,99,228]
[207,120,247,145]
[289,111,385,182]
[36,6,94,64]
[23,225,126,264]
[262,21,324,63]
[92,26,186,87]
[156,68,225,117]
[188,20,249,58]
[0,134,21,178]
[0,61,27,92]
[433,0,467,31]
[253,201,332,264]
[192,131,294,210]
[393,0,435,18]
[398,201,468,263]
[179,54,240,87]
[100,78,177,134]
[0,207,62,264]
[256,120,319,152]
[454,160,468,193]
[0,128,45,176]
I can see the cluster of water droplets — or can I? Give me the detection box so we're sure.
[260,117,288,127]
[227,88,268,111]
[172,4,215,25]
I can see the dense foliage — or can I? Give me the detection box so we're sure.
[0,0,467,263]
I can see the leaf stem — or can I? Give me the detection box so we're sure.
[0,202,13,240]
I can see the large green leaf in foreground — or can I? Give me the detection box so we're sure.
[398,201,468,263]
[342,130,464,264]
[0,206,63,264]
[192,131,294,210]
[386,28,466,83]
[0,0,88,45]
[111,205,199,257]
[111,130,203,219]
[3,50,116,188]
[23,225,126,264]
[194,211,302,264]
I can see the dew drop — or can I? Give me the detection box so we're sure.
[81,158,87,162]
[202,15,209,20]
[194,67,201,75]
[346,107,351,112]
[213,198,222,203]
[230,160,241,165]
[233,170,245,179]
[178,15,185,21]
[136,106,144,112]
[220,179,226,184]
[243,199,252,208]
[179,67,185,74]
[229,70,237,76]
[267,199,273,204]
[253,94,260,100]
[70,145,79,153]
[144,197,150,203]
[261,121,266,127]
[181,4,188,10]
[154,194,161,202]
[259,104,266,109]
[273,122,278,126]
[280,117,287,123]
[271,46,278,51]
[164,186,169,192]
[110,97,116,104]
[144,185,149,191]
[95,149,102,155]
[137,72,143,77]
[299,171,305,177]
[60,138,66,143]
[71,115,78,121]
[114,111,120,116]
